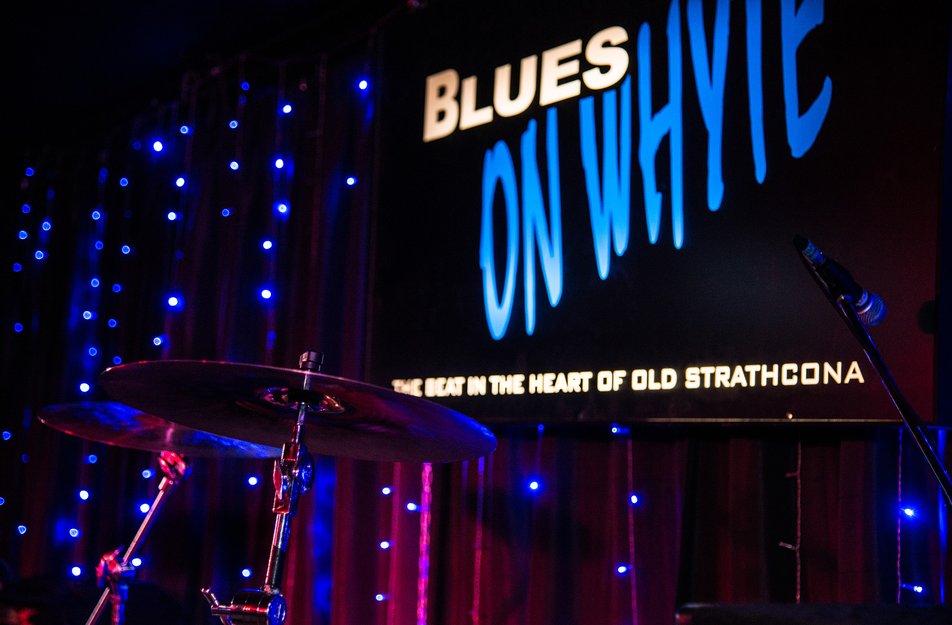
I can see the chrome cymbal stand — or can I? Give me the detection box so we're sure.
[85,451,190,625]
[203,352,320,625]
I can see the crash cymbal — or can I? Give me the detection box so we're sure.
[98,360,496,463]
[37,401,281,458]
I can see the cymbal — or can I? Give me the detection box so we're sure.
[98,360,496,463]
[37,401,281,458]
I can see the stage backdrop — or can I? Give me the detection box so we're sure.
[368,0,946,425]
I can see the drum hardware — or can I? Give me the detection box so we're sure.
[84,451,190,625]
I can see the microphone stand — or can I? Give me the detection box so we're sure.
[799,253,952,510]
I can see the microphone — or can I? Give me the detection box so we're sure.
[793,235,887,326]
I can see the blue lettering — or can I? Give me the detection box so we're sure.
[746,0,767,182]
[521,109,564,335]
[687,0,729,211]
[638,0,685,249]
[781,0,832,157]
[579,77,632,280]
[480,142,520,340]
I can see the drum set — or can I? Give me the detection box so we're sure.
[37,351,496,625]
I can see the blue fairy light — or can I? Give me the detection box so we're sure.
[260,289,273,300]
[167,211,178,221]
[71,566,82,577]
[69,528,80,538]
[112,283,122,293]
[241,568,252,579]
[247,476,259,486]
[25,167,35,176]
[406,502,419,512]
[153,336,164,346]
[901,507,916,518]
[82,311,93,320]
[0,497,5,505]
[12,263,22,273]
[119,177,129,187]
[41,220,51,231]
[107,319,118,328]
[281,103,293,114]
[121,245,131,255]
[18,230,28,240]
[358,78,369,91]
[17,525,27,535]
[113,356,122,365]
[346,176,357,186]
[90,278,100,287]
[179,125,191,135]
[527,479,541,492]
[221,208,232,217]
[274,158,285,169]
[34,250,46,260]
[1,431,11,440]
[275,202,289,215]
[167,295,182,308]
[175,176,186,188]
[379,540,391,550]
[629,493,640,505]
[152,140,164,152]
[88,347,98,356]
[381,486,392,496]
[142,469,153,479]
[131,558,142,567]
[616,564,629,574]
[139,502,150,514]
[375,594,386,602]
[86,454,98,464]
[228,120,239,129]
[22,203,31,213]
[229,161,239,171]
[94,241,104,250]
[13,323,23,333]
[79,383,90,393]
[262,240,273,250]
[79,489,90,501]
[240,81,250,91]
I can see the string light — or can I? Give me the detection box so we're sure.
[139,502,151,514]
[229,120,239,129]
[241,568,253,578]
[229,161,240,171]
[175,176,186,188]
[274,158,285,169]
[142,469,153,479]
[167,295,182,308]
[79,383,90,393]
[260,289,273,300]
[379,540,391,550]
[78,489,90,501]
[1,431,10,441]
[406,502,419,512]
[167,211,178,221]
[262,240,273,250]
[616,564,630,574]
[69,528,80,538]
[153,336,164,346]
[381,486,392,495]
[247,476,259,486]
[152,141,164,152]
[119,177,129,187]
[281,103,293,114]
[71,566,82,577]
[357,78,369,91]
[131,558,142,567]
[527,478,541,492]
[13,323,24,333]
[901,507,916,518]
[221,208,232,217]
[345,176,357,186]
[17,525,27,535]
[86,454,98,464]
[629,493,640,505]
[374,594,386,602]
[179,125,191,135]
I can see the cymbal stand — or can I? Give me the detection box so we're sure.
[85,451,190,625]
[203,352,320,625]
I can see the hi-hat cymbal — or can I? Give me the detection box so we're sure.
[36,401,281,458]
[98,360,496,463]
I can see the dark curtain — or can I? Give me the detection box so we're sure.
[2,9,950,625]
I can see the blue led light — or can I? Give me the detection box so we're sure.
[79,383,91,393]
[1,431,11,440]
[179,125,190,135]
[379,540,391,550]
[616,564,629,574]
[240,81,250,91]
[901,583,925,594]
[90,278,100,287]
[346,176,357,186]
[131,558,142,567]
[152,140,164,152]
[406,502,419,512]
[71,566,82,577]
[167,211,178,221]
[281,103,293,114]
[901,507,916,518]
[79,489,90,501]
[22,204,31,214]
[14,323,24,333]
[69,528,80,538]
[275,202,289,214]
[260,289,273,300]
[42,220,51,231]
[18,230,28,240]
[86,454,98,464]
[221,208,232,217]
[381,486,392,495]
[17,525,27,535]
[229,161,239,171]
[0,497,5,505]
[247,476,259,486]
[21,454,28,463]
[119,177,129,187]
[229,120,239,129]
[25,167,35,177]
[374,594,386,602]
[175,176,186,188]
[132,140,142,150]
[142,469,153,479]
[167,295,182,308]
[274,158,284,169]
[528,479,541,492]
[358,78,369,91]
[139,502,150,514]
[241,568,252,579]
[262,240,273,250]
[112,283,122,293]
[629,493,639,505]
[113,357,122,365]
[34,250,45,260]
[94,241,104,250]
[88,347,98,356]
[82,311,93,320]
[108,319,118,329]
[121,245,131,255]
[12,263,22,273]
[153,336,163,346]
